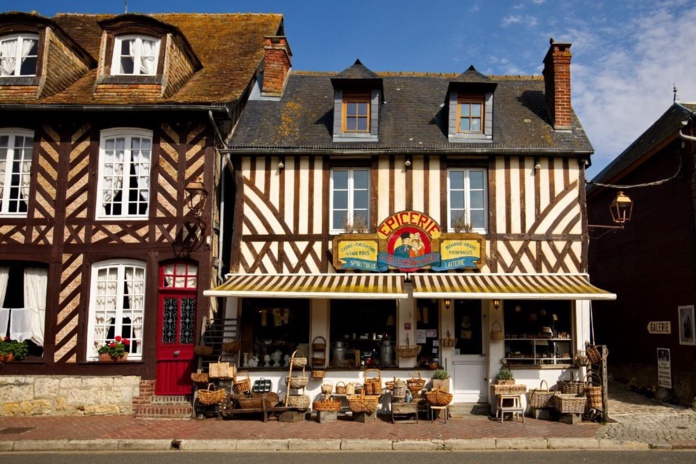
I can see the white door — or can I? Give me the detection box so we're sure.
[451,300,488,402]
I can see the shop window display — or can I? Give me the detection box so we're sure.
[503,300,573,367]
[329,299,396,368]
[415,299,441,368]
[239,298,309,369]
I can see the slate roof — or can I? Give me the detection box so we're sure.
[588,102,696,192]
[230,71,593,155]
[0,12,283,105]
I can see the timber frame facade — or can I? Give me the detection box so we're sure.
[208,39,615,408]
[0,11,284,416]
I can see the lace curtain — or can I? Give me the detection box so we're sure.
[25,267,47,346]
[102,137,125,213]
[139,39,157,74]
[0,267,8,338]
[0,37,36,76]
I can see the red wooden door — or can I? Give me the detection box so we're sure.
[155,262,198,395]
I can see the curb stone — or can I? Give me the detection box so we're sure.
[288,439,341,450]
[391,440,444,451]
[66,439,119,451]
[547,438,600,449]
[495,438,548,449]
[445,438,497,450]
[598,440,650,450]
[12,440,69,451]
[118,439,173,451]
[177,439,237,451]
[235,439,289,451]
[340,439,392,451]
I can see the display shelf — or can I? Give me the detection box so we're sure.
[504,338,572,366]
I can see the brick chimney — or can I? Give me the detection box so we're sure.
[542,39,572,130]
[262,36,291,97]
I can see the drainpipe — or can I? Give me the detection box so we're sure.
[207,109,232,285]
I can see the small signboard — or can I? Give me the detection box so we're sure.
[657,348,671,388]
[647,321,671,334]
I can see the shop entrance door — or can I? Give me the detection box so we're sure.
[451,299,488,402]
[155,262,198,395]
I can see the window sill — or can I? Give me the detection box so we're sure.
[0,76,39,86]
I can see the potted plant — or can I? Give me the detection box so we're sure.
[0,337,29,362]
[95,336,130,361]
[431,368,451,392]
[495,359,515,385]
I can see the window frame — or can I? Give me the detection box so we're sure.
[110,34,161,76]
[447,168,488,234]
[330,167,371,234]
[0,33,39,78]
[0,128,34,217]
[457,96,485,134]
[342,92,371,133]
[87,259,146,361]
[96,128,153,220]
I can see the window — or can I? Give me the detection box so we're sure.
[457,98,484,133]
[0,129,34,216]
[342,93,370,133]
[0,33,38,77]
[0,263,48,358]
[112,35,160,76]
[88,260,146,361]
[448,168,487,233]
[97,129,152,219]
[330,168,370,233]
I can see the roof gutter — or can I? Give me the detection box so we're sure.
[0,103,232,114]
[220,146,594,156]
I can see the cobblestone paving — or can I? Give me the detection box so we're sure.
[596,381,696,445]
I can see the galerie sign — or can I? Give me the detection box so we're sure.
[332,210,485,272]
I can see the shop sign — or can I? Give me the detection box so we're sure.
[332,210,485,272]
[647,321,671,334]
[657,348,671,388]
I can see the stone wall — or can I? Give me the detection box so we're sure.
[611,363,696,408]
[0,375,141,416]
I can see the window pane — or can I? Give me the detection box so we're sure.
[357,117,368,131]
[20,57,36,76]
[470,190,484,208]
[470,210,485,229]
[460,118,470,131]
[353,170,369,189]
[333,211,347,228]
[120,57,134,74]
[346,103,356,116]
[333,190,348,209]
[357,102,368,115]
[353,189,368,209]
[460,103,470,117]
[346,119,356,131]
[333,170,348,189]
[449,171,464,190]
[450,191,465,210]
[469,171,484,189]
[470,119,481,132]
[120,39,133,55]
[471,104,481,117]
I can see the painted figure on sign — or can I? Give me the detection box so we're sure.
[393,231,412,258]
[409,232,425,257]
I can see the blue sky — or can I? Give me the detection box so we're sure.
[4,0,696,178]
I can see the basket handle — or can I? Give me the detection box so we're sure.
[235,370,249,381]
[313,336,326,344]
[539,379,549,391]
[291,349,305,359]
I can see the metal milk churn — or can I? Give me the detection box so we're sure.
[380,339,393,367]
[332,340,346,367]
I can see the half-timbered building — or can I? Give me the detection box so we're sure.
[206,39,615,410]
[0,11,284,416]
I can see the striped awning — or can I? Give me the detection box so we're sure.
[204,273,408,299]
[411,273,615,300]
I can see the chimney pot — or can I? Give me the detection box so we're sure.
[262,35,292,97]
[543,39,573,130]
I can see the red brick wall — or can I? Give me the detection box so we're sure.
[543,41,572,130]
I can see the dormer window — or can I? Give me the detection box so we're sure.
[343,92,370,133]
[457,97,484,133]
[112,35,160,76]
[0,33,38,77]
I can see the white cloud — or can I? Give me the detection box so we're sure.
[562,2,696,177]
[501,14,538,27]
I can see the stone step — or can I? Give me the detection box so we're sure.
[448,402,491,418]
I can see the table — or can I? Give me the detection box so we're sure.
[428,404,449,423]
[391,401,418,424]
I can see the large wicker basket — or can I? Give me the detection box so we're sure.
[585,374,602,410]
[407,372,426,394]
[425,388,453,406]
[313,397,342,412]
[287,394,310,409]
[557,380,584,395]
[312,336,327,351]
[348,391,380,414]
[490,321,504,341]
[529,380,555,409]
[234,371,252,394]
[237,392,279,410]
[291,349,308,368]
[190,370,209,384]
[197,383,226,405]
[194,345,213,356]
[363,368,383,395]
[222,340,240,353]
[395,335,421,358]
[555,394,587,414]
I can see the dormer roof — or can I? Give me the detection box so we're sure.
[448,65,497,92]
[331,59,383,93]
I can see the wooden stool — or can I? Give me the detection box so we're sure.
[496,393,525,423]
[429,404,448,423]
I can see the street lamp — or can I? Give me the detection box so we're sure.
[589,190,634,230]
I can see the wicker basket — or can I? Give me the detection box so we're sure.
[197,383,226,405]
[321,382,333,395]
[311,357,326,368]
[440,330,457,348]
[348,391,380,414]
[287,394,310,409]
[364,368,383,395]
[529,380,555,409]
[311,370,325,379]
[395,335,421,358]
[392,379,407,401]
[586,344,608,364]
[407,372,427,394]
[291,349,308,368]
[425,388,453,406]
[312,336,327,351]
[234,371,252,394]
[492,383,526,395]
[555,393,587,414]
[194,345,213,356]
[222,340,240,353]
[190,370,209,384]
[585,374,602,410]
[557,380,584,395]
[335,381,347,394]
[313,397,342,411]
[286,368,309,389]
[209,356,235,379]
[573,350,591,367]
[490,321,504,341]
[237,392,279,410]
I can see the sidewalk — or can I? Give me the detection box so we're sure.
[0,380,694,452]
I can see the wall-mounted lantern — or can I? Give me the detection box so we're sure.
[589,190,634,230]
[185,176,208,217]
